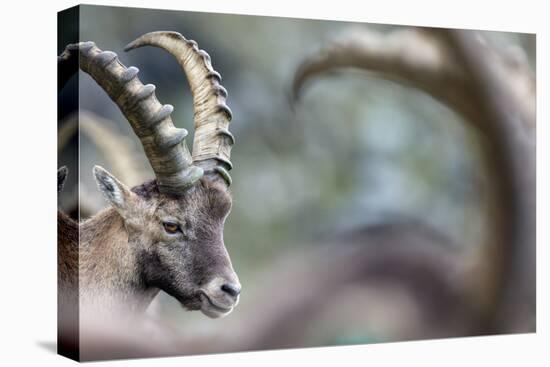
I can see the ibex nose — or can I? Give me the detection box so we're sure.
[221,283,241,298]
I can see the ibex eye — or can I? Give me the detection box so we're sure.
[162,221,180,234]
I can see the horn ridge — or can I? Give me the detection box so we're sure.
[125,31,234,186]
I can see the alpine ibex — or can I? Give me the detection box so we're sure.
[58,32,241,319]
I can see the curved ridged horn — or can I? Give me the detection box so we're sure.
[124,31,234,186]
[292,29,475,120]
[58,42,203,195]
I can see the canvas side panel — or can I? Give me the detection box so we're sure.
[57,4,80,362]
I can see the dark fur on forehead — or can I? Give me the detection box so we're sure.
[131,179,160,200]
[131,178,232,217]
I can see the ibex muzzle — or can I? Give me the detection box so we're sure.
[59,31,240,318]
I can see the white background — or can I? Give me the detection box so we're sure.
[0,0,546,365]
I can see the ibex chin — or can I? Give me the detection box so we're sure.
[58,32,241,319]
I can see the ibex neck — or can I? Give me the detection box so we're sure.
[79,208,158,313]
[58,211,78,291]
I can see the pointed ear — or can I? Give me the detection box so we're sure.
[93,165,138,214]
[58,166,68,193]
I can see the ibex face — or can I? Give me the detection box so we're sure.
[94,167,240,318]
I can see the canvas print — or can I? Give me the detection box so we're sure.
[57,4,536,361]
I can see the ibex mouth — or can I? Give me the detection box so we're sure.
[199,293,234,319]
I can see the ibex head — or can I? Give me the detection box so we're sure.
[94,168,239,318]
[60,32,240,318]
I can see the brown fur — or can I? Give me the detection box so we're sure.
[57,208,80,359]
[58,211,78,290]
